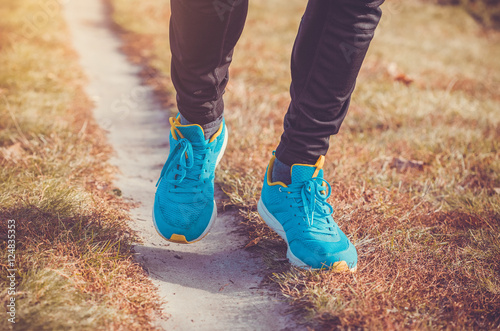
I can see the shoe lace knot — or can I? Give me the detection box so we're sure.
[288,177,334,228]
[156,138,209,193]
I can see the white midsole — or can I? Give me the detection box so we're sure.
[257,197,356,272]
[257,198,309,268]
[215,125,228,167]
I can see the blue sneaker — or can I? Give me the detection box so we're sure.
[153,115,227,243]
[258,154,357,271]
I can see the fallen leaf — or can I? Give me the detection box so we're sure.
[1,142,24,162]
[219,283,230,292]
[394,73,414,85]
[244,237,261,249]
[387,62,413,86]
[390,157,424,172]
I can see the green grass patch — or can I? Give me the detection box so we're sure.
[0,0,161,329]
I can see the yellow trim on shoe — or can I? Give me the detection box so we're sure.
[170,114,224,143]
[168,232,211,245]
[169,116,183,140]
[328,261,353,273]
[152,202,218,245]
[169,115,207,141]
[169,234,189,244]
[290,155,325,178]
[258,197,356,272]
[266,155,326,187]
[208,121,224,143]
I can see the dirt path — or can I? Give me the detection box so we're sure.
[63,0,296,330]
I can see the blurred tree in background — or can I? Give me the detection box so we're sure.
[436,0,500,29]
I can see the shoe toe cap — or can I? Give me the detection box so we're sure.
[289,236,358,270]
[153,194,214,242]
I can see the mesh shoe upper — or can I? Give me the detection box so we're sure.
[153,116,226,243]
[259,154,357,270]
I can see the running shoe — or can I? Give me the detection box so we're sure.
[258,154,357,271]
[153,115,227,243]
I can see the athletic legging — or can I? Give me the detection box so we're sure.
[169,0,384,165]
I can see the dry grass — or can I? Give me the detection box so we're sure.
[0,0,161,329]
[109,0,500,329]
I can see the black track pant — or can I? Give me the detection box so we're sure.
[170,0,384,166]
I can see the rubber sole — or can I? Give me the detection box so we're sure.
[257,197,357,272]
[152,126,228,244]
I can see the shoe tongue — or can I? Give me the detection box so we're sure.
[176,124,207,144]
[291,164,324,184]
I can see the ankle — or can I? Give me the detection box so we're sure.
[180,114,222,140]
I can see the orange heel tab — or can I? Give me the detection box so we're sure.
[171,115,209,140]
[208,122,224,143]
[169,116,184,140]
[312,155,325,177]
[315,155,325,169]
[290,155,325,178]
